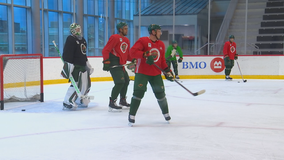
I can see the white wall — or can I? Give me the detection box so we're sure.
[43,56,284,82]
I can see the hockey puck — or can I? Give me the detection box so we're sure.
[244,80,247,82]
[21,109,25,111]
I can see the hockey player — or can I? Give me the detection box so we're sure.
[223,35,238,80]
[165,40,183,79]
[128,24,174,125]
[62,23,94,110]
[102,22,132,111]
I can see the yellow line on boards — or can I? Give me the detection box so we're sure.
[3,75,284,87]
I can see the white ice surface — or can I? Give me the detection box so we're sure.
[0,79,284,160]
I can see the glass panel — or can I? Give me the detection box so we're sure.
[48,12,59,57]
[125,0,130,19]
[87,0,95,15]
[0,0,6,3]
[87,16,95,56]
[134,0,173,49]
[0,5,8,54]
[115,0,122,18]
[63,0,72,12]
[98,0,104,15]
[63,13,72,42]
[98,17,105,52]
[14,7,27,54]
[48,0,58,10]
[14,0,25,5]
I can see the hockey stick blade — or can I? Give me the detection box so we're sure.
[193,89,206,96]
[153,63,205,97]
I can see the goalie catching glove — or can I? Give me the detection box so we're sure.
[61,62,75,79]
[164,67,174,82]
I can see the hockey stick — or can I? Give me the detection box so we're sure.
[235,60,247,83]
[153,63,205,96]
[52,41,94,105]
[111,62,136,72]
[111,62,135,68]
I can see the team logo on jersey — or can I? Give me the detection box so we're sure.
[120,38,122,42]
[81,43,87,55]
[120,42,128,53]
[148,43,151,47]
[230,46,236,53]
[149,48,160,62]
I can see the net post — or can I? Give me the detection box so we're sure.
[39,54,44,102]
[0,55,4,110]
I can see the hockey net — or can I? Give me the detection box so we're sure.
[0,54,44,110]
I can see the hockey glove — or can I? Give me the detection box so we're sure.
[143,51,150,57]
[143,51,154,65]
[166,55,172,60]
[103,59,111,71]
[234,54,238,60]
[61,62,74,79]
[86,61,94,75]
[178,57,183,63]
[164,67,174,82]
[146,55,154,65]
[127,58,137,72]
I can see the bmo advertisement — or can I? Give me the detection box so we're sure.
[178,56,284,78]
[179,56,226,76]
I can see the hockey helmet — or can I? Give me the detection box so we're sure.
[172,40,177,44]
[116,22,128,31]
[148,24,161,34]
[229,35,235,39]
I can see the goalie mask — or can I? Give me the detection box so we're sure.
[70,23,83,40]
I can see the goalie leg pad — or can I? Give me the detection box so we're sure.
[61,62,75,79]
[63,86,78,109]
[76,71,91,106]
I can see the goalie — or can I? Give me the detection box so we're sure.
[61,23,94,110]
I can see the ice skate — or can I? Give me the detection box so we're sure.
[63,102,78,110]
[163,113,171,123]
[108,97,122,112]
[175,75,180,79]
[128,115,135,127]
[119,97,130,107]
[225,76,233,81]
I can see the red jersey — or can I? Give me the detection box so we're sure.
[223,41,237,60]
[130,37,168,76]
[102,34,131,65]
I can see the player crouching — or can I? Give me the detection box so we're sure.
[128,24,174,126]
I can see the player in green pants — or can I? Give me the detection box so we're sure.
[165,40,183,79]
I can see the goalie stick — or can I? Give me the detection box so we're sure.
[153,63,205,96]
[52,41,94,105]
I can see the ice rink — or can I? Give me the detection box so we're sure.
[0,79,284,160]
